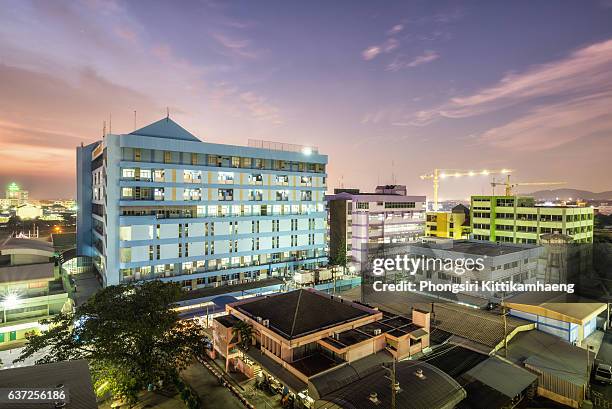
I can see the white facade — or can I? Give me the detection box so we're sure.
[77,118,328,289]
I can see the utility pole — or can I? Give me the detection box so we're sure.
[586,345,593,399]
[502,296,508,358]
[382,359,399,409]
[391,359,396,409]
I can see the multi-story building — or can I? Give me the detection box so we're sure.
[470,196,594,244]
[400,238,542,304]
[76,118,328,288]
[0,238,72,348]
[425,204,470,239]
[5,182,28,207]
[326,186,426,272]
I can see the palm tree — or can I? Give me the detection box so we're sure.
[232,321,253,351]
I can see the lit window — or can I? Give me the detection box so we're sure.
[121,187,133,198]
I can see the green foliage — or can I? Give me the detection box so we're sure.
[330,237,348,269]
[232,320,253,351]
[18,281,208,406]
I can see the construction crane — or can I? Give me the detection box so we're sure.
[420,168,512,211]
[490,175,566,196]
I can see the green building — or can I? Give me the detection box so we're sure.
[470,196,594,244]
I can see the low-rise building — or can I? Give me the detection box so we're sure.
[503,292,606,345]
[326,186,426,272]
[0,238,72,349]
[500,330,595,408]
[15,203,43,220]
[470,195,594,244]
[212,288,432,405]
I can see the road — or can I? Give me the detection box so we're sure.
[181,360,244,409]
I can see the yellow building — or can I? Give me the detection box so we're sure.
[426,204,470,239]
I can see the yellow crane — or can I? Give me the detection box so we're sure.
[490,175,566,196]
[420,168,512,211]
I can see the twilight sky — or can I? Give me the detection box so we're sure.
[1,0,612,199]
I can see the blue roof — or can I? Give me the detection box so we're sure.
[129,118,201,142]
[211,295,238,308]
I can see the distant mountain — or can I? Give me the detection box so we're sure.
[526,189,612,200]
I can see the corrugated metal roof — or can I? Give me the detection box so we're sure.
[465,357,537,398]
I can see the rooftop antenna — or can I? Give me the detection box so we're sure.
[102,120,106,137]
[166,106,170,120]
[134,110,137,130]
[109,113,112,134]
[341,175,344,188]
[391,160,396,185]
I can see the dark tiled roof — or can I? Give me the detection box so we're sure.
[426,344,488,379]
[0,360,97,409]
[235,289,375,340]
[381,315,413,328]
[387,329,408,338]
[338,329,371,345]
[316,360,466,409]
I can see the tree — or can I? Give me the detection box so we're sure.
[330,237,349,294]
[232,321,253,351]
[17,281,208,405]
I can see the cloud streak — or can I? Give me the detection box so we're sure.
[408,39,612,150]
[386,50,439,71]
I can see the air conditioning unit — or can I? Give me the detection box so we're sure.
[262,319,270,327]
[256,317,262,324]
[333,332,340,340]
[373,329,382,336]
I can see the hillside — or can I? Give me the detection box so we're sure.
[526,189,612,200]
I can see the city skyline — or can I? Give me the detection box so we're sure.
[1,0,612,199]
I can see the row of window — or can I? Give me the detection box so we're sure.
[119,250,325,282]
[120,203,325,219]
[121,168,320,186]
[120,218,320,241]
[123,148,326,173]
[120,234,320,263]
[120,187,315,202]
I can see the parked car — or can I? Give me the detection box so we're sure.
[595,363,612,384]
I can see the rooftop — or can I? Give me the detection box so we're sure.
[501,330,595,387]
[130,117,200,142]
[326,192,426,202]
[465,356,537,398]
[0,262,55,284]
[0,360,97,409]
[316,360,466,409]
[504,292,607,324]
[214,314,242,328]
[178,277,284,303]
[0,237,55,254]
[232,289,377,340]
[410,239,536,256]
